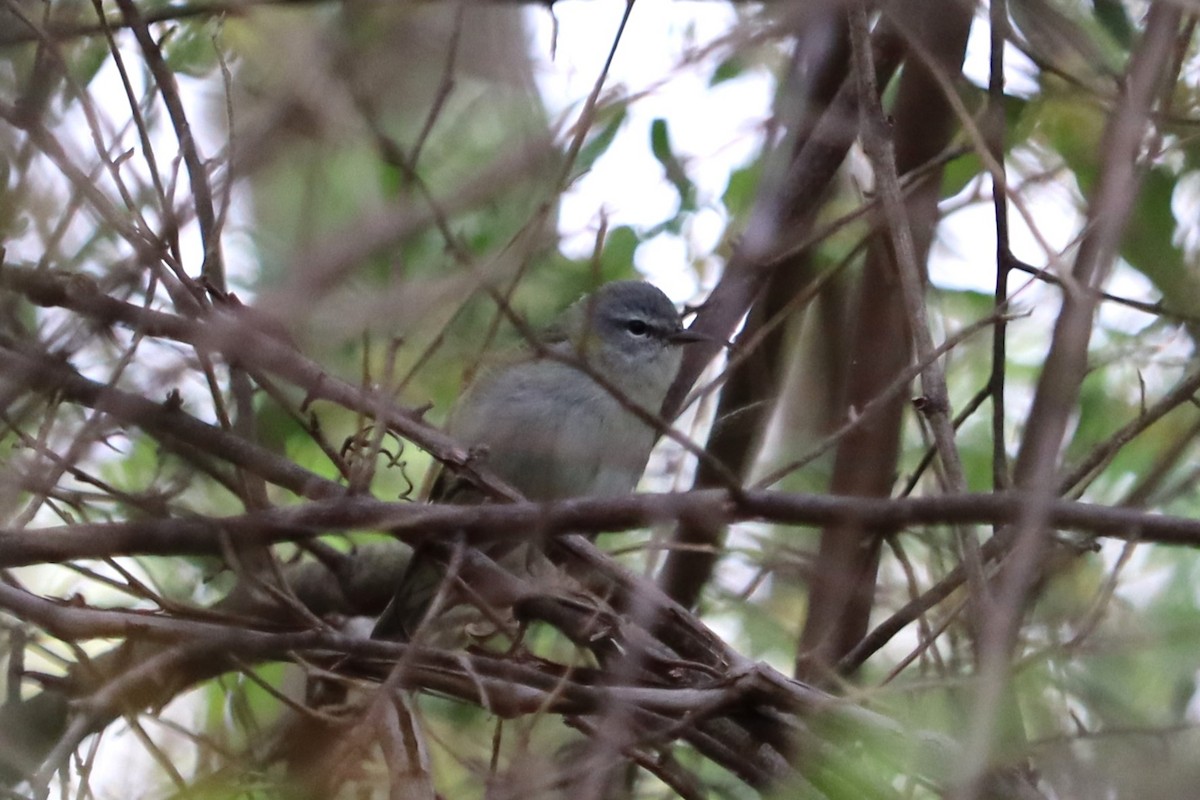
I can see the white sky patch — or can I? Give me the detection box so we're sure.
[634,232,694,300]
[931,168,1086,295]
[961,4,1042,98]
[25,32,257,290]
[1103,539,1173,609]
[526,0,1074,320]
[1096,264,1159,332]
[526,0,773,290]
[1171,169,1200,256]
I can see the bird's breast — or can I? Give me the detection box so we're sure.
[450,360,665,501]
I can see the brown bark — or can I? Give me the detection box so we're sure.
[795,1,974,683]
[658,10,851,608]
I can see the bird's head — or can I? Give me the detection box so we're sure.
[545,280,703,400]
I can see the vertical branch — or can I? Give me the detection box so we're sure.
[795,0,973,683]
[662,15,909,420]
[114,0,223,289]
[658,8,916,621]
[959,5,1184,795]
[658,6,852,609]
[847,2,986,604]
[988,0,1012,495]
[111,2,274,519]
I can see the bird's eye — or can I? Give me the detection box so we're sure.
[625,319,650,336]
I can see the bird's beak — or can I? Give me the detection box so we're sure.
[668,327,722,346]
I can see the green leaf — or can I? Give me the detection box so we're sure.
[994,90,1034,155]
[379,160,404,199]
[1093,0,1134,49]
[164,21,220,79]
[711,55,745,86]
[72,39,112,88]
[1121,167,1200,320]
[941,150,983,199]
[575,104,626,175]
[942,86,1028,199]
[599,225,639,278]
[649,117,696,213]
[722,163,761,219]
[1037,91,1105,194]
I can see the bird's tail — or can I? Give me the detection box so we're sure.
[371,540,456,641]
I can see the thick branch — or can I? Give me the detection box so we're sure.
[2,489,1197,569]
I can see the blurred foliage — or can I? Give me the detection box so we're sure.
[1,0,1200,797]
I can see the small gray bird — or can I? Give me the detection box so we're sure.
[373,280,701,640]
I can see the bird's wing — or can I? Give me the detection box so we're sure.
[373,359,657,641]
[451,359,654,500]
